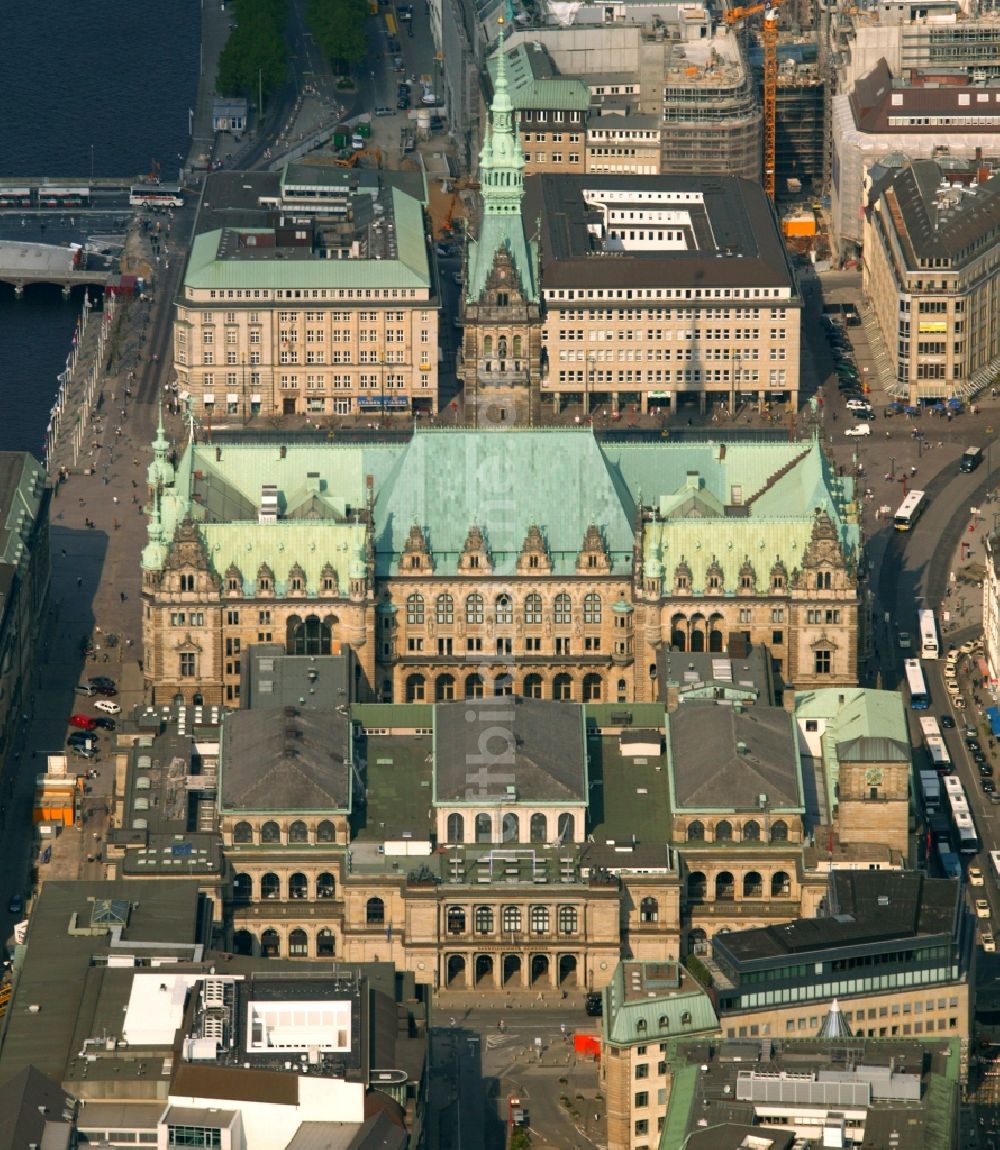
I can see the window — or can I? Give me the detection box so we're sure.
[495,594,513,624]
[554,593,571,625]
[180,574,195,592]
[436,593,454,625]
[635,1062,649,1079]
[366,897,385,925]
[558,905,578,934]
[530,905,550,934]
[584,592,602,624]
[466,593,484,624]
[634,1091,649,1108]
[525,593,542,624]
[475,905,494,934]
[502,905,522,933]
[814,649,832,674]
[180,652,196,678]
[406,593,424,625]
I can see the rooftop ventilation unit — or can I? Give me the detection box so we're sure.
[259,484,279,524]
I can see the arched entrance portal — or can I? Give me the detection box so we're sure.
[503,954,523,987]
[447,955,468,988]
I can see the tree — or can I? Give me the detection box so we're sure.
[307,0,369,71]
[216,0,290,106]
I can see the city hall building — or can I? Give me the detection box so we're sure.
[140,418,860,708]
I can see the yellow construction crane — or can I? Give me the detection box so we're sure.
[724,0,784,201]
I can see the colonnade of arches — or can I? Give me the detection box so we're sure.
[685,869,792,902]
[232,871,337,902]
[444,952,579,989]
[232,925,338,959]
[231,818,338,846]
[668,612,727,653]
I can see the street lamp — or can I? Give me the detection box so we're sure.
[890,456,895,478]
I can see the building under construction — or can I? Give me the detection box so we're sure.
[661,34,762,180]
[775,61,825,195]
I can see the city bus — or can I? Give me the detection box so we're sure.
[918,608,940,660]
[0,186,32,208]
[894,489,926,531]
[129,184,184,209]
[37,186,90,208]
[954,809,979,854]
[904,659,930,709]
[991,850,1000,885]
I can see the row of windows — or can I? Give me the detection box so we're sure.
[446,904,579,934]
[723,966,958,1011]
[404,592,601,626]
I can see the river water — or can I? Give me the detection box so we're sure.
[0,0,200,455]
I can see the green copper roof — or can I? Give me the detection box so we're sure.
[144,431,858,589]
[486,43,591,112]
[183,187,430,292]
[372,429,633,576]
[794,688,911,830]
[602,961,718,1048]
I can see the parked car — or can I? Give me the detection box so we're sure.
[966,737,982,752]
[983,779,996,794]
[75,683,97,697]
[976,898,991,919]
[375,104,394,116]
[69,745,97,760]
[954,695,968,709]
[585,992,603,1016]
[94,700,121,715]
[69,714,98,731]
[970,866,985,887]
[844,424,871,437]
[7,894,23,916]
[983,931,997,953]
[67,731,96,749]
[979,764,993,777]
[974,751,987,764]
[93,716,116,731]
[898,632,912,650]
[420,87,437,105]
[845,398,870,412]
[89,676,116,690]
[95,684,117,697]
[397,95,410,110]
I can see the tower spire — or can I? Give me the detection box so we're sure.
[478,19,524,217]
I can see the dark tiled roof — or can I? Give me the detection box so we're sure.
[851,58,1000,135]
[879,159,1000,263]
[0,1066,74,1150]
[434,697,587,803]
[669,703,801,811]
[220,708,351,812]
[523,174,795,290]
[715,871,959,964]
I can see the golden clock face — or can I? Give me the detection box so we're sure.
[865,767,884,786]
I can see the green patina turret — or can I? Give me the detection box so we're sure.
[466,23,538,305]
[147,403,175,494]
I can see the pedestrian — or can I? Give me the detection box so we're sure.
[120,591,125,603]
[77,577,83,588]
[113,496,120,505]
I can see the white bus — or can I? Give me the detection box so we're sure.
[129,184,184,209]
[943,775,964,801]
[925,737,952,775]
[904,659,930,709]
[918,608,940,660]
[894,489,926,531]
[991,851,1000,884]
[954,810,979,854]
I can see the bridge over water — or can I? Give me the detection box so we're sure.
[0,239,112,296]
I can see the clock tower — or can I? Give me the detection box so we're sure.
[459,24,542,426]
[836,737,910,857]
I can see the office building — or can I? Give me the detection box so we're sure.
[863,159,1000,403]
[173,166,439,420]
